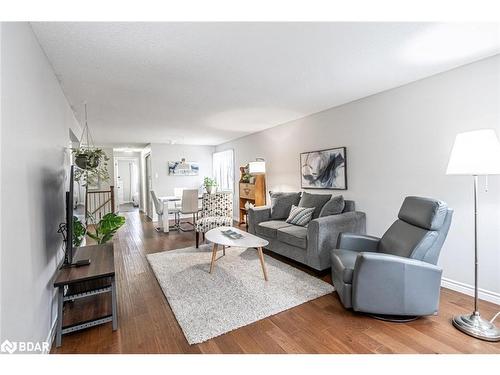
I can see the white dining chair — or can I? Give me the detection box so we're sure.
[150,190,180,232]
[178,189,200,232]
[173,187,184,209]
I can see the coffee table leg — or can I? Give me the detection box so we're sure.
[222,245,226,256]
[257,247,268,281]
[209,243,218,273]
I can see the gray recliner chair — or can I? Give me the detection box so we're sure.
[331,196,453,320]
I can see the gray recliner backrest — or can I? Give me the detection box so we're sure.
[378,196,453,265]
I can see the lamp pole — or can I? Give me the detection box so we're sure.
[473,174,478,316]
[451,174,500,341]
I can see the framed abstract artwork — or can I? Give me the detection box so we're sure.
[168,159,199,176]
[300,147,347,190]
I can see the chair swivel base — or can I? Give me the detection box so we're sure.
[452,312,500,342]
[368,313,419,323]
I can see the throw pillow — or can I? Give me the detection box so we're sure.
[285,205,315,226]
[298,192,332,219]
[319,195,345,217]
[269,191,302,219]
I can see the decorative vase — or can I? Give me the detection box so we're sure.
[206,185,215,194]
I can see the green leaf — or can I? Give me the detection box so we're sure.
[86,213,126,244]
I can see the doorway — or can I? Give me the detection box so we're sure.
[115,158,140,213]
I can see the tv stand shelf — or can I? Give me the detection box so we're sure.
[53,243,117,347]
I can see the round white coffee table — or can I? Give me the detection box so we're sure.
[205,226,270,281]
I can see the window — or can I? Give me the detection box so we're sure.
[213,149,234,191]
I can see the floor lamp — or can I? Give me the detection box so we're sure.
[446,129,500,342]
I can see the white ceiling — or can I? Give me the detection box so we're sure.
[31,22,500,146]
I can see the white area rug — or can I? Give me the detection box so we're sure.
[147,244,334,344]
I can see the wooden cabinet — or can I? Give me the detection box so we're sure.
[239,173,266,226]
[239,183,256,199]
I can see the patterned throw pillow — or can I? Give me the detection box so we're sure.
[285,205,315,226]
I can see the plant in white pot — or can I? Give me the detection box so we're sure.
[204,177,217,194]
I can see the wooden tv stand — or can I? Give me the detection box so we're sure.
[53,242,117,347]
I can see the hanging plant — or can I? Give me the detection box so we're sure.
[73,147,107,169]
[72,104,110,186]
[72,148,110,186]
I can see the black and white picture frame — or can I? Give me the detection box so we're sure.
[300,147,347,190]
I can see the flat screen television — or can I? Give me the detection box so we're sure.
[63,165,75,266]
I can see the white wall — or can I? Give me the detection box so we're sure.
[217,55,500,301]
[0,23,81,345]
[150,143,214,219]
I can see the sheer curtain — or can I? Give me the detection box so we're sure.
[213,149,234,192]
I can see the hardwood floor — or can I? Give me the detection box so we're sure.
[51,211,500,354]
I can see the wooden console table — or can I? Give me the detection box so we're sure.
[53,242,117,347]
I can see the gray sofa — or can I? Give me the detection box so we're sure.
[248,193,366,271]
[331,196,453,318]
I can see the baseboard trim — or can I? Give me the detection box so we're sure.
[44,316,57,354]
[441,277,500,306]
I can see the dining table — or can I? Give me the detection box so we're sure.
[158,194,203,233]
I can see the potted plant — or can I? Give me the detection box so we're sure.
[86,213,126,244]
[204,177,218,194]
[240,164,252,183]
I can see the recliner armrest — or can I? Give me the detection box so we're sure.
[247,206,271,234]
[336,233,380,252]
[352,252,443,316]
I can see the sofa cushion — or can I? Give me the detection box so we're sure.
[319,195,345,217]
[256,220,292,238]
[277,225,308,249]
[269,192,302,219]
[298,192,331,219]
[285,205,315,227]
[331,249,359,284]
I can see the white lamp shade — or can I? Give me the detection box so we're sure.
[446,129,500,175]
[249,161,266,175]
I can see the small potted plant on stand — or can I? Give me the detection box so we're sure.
[204,177,218,194]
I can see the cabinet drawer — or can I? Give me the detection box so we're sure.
[239,183,255,199]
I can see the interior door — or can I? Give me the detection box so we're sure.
[117,160,132,203]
